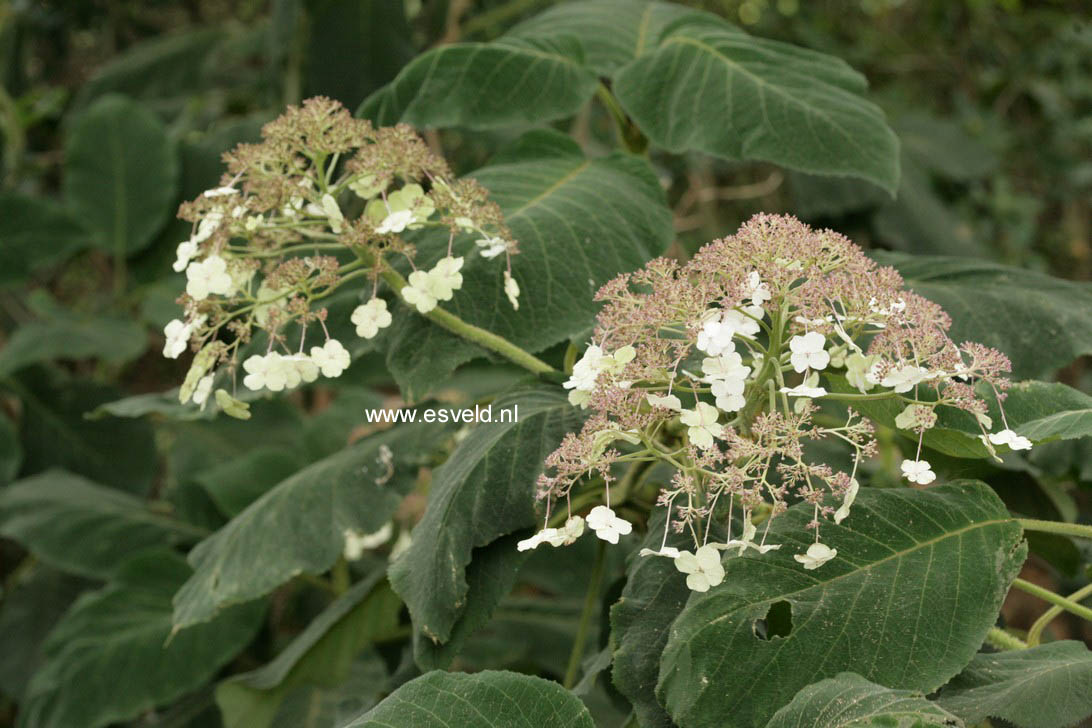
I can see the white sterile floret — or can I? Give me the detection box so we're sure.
[780,383,828,398]
[565,345,607,391]
[675,545,725,592]
[163,319,192,359]
[517,529,553,552]
[173,240,199,272]
[310,339,351,378]
[794,542,837,570]
[430,256,464,299]
[789,332,830,373]
[192,375,214,409]
[746,271,771,306]
[203,186,238,198]
[880,363,929,393]
[351,298,392,339]
[834,478,859,524]
[343,523,393,561]
[723,308,762,338]
[504,271,520,310]
[521,516,586,550]
[845,353,879,393]
[321,193,344,234]
[639,546,681,559]
[185,255,234,300]
[719,518,781,556]
[476,236,508,258]
[988,428,1033,451]
[376,209,415,234]
[702,353,750,382]
[680,402,724,449]
[696,315,736,356]
[401,270,440,313]
[900,458,936,485]
[586,505,633,544]
[192,210,223,244]
[646,393,682,411]
[243,352,290,392]
[284,354,319,384]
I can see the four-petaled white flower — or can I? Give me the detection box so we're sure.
[988,428,1033,451]
[722,308,762,338]
[780,383,828,399]
[476,236,508,258]
[517,517,586,550]
[285,354,319,384]
[680,402,723,449]
[746,271,771,306]
[675,545,725,592]
[321,193,344,234]
[880,364,929,393]
[639,546,681,559]
[504,271,520,310]
[834,478,859,524]
[845,353,878,393]
[696,315,736,356]
[310,339,351,378]
[163,319,193,359]
[429,256,464,300]
[401,270,441,313]
[185,255,234,300]
[789,332,830,373]
[376,209,414,234]
[646,393,682,411]
[586,505,633,544]
[243,352,289,392]
[351,298,392,339]
[794,542,837,570]
[564,345,634,408]
[900,459,936,485]
[173,240,199,272]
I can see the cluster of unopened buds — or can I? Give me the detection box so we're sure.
[160,97,519,417]
[520,214,1033,592]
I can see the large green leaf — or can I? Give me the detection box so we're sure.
[216,570,402,728]
[343,670,595,728]
[0,470,206,579]
[18,551,264,728]
[766,673,962,728]
[657,481,1026,728]
[612,13,899,192]
[878,252,1092,380]
[268,653,389,728]
[0,302,146,377]
[0,194,90,287]
[389,386,583,647]
[358,36,597,128]
[62,95,179,256]
[937,641,1092,728]
[172,423,448,630]
[507,0,694,75]
[384,130,672,399]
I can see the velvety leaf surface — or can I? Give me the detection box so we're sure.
[172,423,448,630]
[63,95,179,256]
[343,670,595,728]
[0,470,206,579]
[388,387,583,646]
[878,252,1092,379]
[216,570,402,728]
[359,36,597,128]
[384,130,672,399]
[657,481,1026,728]
[0,194,90,287]
[766,672,962,728]
[613,14,899,192]
[18,551,264,728]
[937,641,1092,728]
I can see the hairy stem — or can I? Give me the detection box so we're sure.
[1011,578,1092,624]
[564,539,607,689]
[985,626,1028,651]
[1026,582,1092,646]
[1018,518,1092,541]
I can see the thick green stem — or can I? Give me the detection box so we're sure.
[595,84,647,154]
[1011,578,1092,624]
[1027,582,1092,646]
[1018,518,1092,541]
[564,539,607,689]
[985,626,1028,651]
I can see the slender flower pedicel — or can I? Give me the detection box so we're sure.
[527,214,1034,591]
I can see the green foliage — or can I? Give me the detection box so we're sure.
[0,195,89,288]
[344,669,596,728]
[766,672,962,727]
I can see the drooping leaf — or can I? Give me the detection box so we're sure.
[878,251,1092,380]
[172,423,448,630]
[0,194,91,287]
[766,672,962,728]
[0,470,206,579]
[657,481,1026,728]
[506,0,694,75]
[384,130,672,399]
[18,551,264,728]
[937,641,1092,728]
[359,36,597,128]
[216,570,402,728]
[342,670,596,728]
[388,386,583,646]
[613,13,899,192]
[63,95,179,256]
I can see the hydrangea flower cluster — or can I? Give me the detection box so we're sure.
[161,97,518,415]
[522,214,1030,590]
